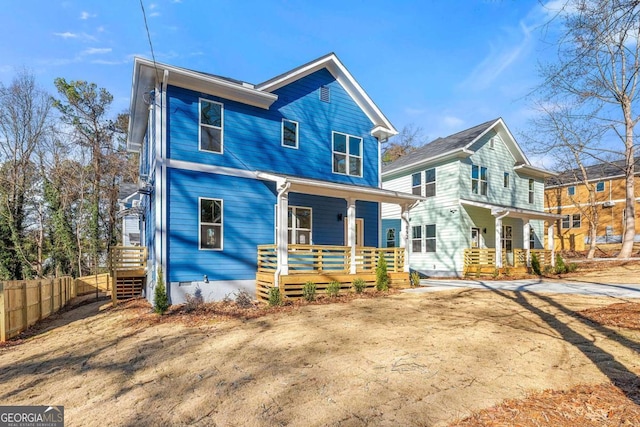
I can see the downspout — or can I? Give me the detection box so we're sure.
[274,181,291,288]
[160,69,169,299]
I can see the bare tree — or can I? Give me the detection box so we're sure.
[382,123,428,164]
[538,0,640,257]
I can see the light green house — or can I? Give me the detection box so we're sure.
[381,118,562,277]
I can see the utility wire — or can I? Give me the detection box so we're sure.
[139,0,160,82]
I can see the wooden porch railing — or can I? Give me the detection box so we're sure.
[257,244,405,274]
[110,246,147,271]
[464,248,552,269]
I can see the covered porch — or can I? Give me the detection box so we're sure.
[460,199,563,276]
[255,172,423,301]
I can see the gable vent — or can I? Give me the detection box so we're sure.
[320,85,330,103]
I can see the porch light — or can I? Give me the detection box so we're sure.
[337,213,343,221]
[482,228,487,234]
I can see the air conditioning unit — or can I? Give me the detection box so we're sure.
[603,201,615,208]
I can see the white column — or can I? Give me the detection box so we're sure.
[495,216,503,268]
[400,204,410,272]
[523,219,530,267]
[347,198,357,274]
[548,222,556,267]
[276,184,290,281]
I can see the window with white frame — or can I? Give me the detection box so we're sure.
[471,165,488,195]
[282,119,298,148]
[529,229,536,249]
[200,99,223,153]
[386,228,396,248]
[568,186,575,196]
[425,224,436,252]
[199,198,223,250]
[572,213,581,228]
[412,225,422,253]
[528,179,535,204]
[288,206,312,244]
[501,225,513,252]
[412,172,421,195]
[504,172,510,188]
[596,181,605,192]
[332,132,362,177]
[425,168,436,197]
[562,215,570,229]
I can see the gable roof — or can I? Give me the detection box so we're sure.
[382,118,555,179]
[128,53,396,151]
[546,157,640,187]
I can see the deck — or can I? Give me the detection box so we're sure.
[463,248,553,277]
[110,246,147,303]
[256,244,409,301]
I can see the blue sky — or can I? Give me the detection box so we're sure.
[1,0,562,160]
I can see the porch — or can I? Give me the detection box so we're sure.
[110,246,147,303]
[256,244,409,301]
[463,248,553,277]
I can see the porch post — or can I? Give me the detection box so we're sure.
[347,198,357,274]
[276,182,290,283]
[400,204,410,273]
[548,222,556,267]
[495,216,503,268]
[523,219,530,267]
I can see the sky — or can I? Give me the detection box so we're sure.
[0,0,564,165]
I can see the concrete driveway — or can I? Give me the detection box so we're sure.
[405,278,640,299]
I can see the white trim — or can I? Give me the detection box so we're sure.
[545,196,640,211]
[199,98,224,154]
[167,158,257,179]
[332,131,363,177]
[382,148,473,178]
[460,198,563,221]
[161,70,168,282]
[281,118,299,149]
[198,197,224,251]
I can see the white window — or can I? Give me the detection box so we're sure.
[528,179,535,204]
[288,206,312,244]
[386,228,396,248]
[282,119,298,149]
[472,165,488,195]
[568,186,575,196]
[332,132,363,177]
[502,225,513,252]
[572,213,581,228]
[412,172,421,195]
[529,229,536,249]
[199,99,223,153]
[199,198,223,250]
[596,181,605,192]
[504,172,510,188]
[425,168,436,197]
[425,224,436,252]
[412,226,422,253]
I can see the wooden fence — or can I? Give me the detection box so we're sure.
[0,277,74,342]
[76,273,112,295]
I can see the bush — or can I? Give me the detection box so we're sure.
[352,278,366,294]
[154,267,169,314]
[376,253,389,291]
[326,281,340,297]
[410,271,421,288]
[555,254,567,274]
[267,286,282,307]
[235,290,254,308]
[567,262,578,273]
[184,287,204,312]
[302,281,317,301]
[531,252,542,275]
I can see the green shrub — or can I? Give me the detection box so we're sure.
[567,262,578,273]
[410,271,421,288]
[555,254,567,274]
[326,281,340,297]
[153,267,169,314]
[302,281,317,301]
[267,286,282,306]
[376,253,389,291]
[531,252,542,275]
[352,277,366,294]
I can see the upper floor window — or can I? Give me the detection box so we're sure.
[471,165,488,195]
[425,168,436,197]
[528,179,535,204]
[567,186,575,196]
[332,132,362,177]
[200,99,223,153]
[282,119,298,149]
[596,181,605,192]
[503,172,510,188]
[412,173,421,195]
[199,198,223,250]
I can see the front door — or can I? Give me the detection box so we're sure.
[344,218,364,246]
[471,227,480,248]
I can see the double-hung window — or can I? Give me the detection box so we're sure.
[288,206,312,244]
[200,99,223,153]
[386,228,396,248]
[412,173,421,195]
[561,213,581,229]
[199,198,223,250]
[412,226,422,253]
[596,181,605,192]
[568,186,575,196]
[528,179,535,204]
[471,165,488,195]
[425,168,436,197]
[332,132,362,177]
[425,224,436,252]
[282,119,298,149]
[503,172,510,188]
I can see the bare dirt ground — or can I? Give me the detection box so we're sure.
[1,264,639,426]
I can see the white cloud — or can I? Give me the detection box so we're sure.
[82,47,112,55]
[53,32,78,39]
[80,11,96,20]
[150,3,158,9]
[150,12,160,17]
[443,116,465,129]
[91,59,128,65]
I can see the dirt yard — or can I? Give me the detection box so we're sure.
[1,263,639,426]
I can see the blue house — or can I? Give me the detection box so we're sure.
[126,53,422,303]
